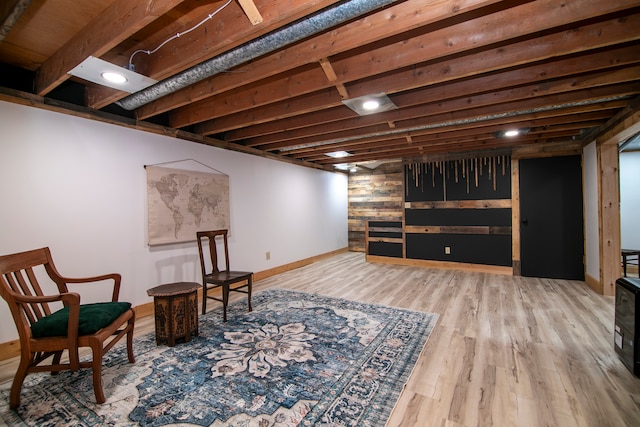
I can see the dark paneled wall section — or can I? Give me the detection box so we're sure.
[368,156,513,267]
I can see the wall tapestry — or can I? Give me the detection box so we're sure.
[146,165,230,245]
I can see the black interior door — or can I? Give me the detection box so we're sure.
[519,155,584,280]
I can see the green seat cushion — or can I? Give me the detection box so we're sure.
[31,302,131,338]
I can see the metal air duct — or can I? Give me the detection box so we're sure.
[116,0,399,111]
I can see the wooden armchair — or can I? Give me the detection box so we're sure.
[0,247,135,409]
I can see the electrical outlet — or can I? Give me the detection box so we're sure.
[445,246,451,255]
[266,251,271,260]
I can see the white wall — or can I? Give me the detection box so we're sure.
[583,141,600,281]
[620,151,640,250]
[0,100,348,342]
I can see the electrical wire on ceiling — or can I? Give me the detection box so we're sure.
[117,0,400,110]
[127,0,233,71]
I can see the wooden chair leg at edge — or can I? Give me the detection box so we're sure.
[52,351,63,375]
[89,339,106,404]
[202,284,208,315]
[127,317,135,363]
[222,285,230,322]
[9,359,30,409]
[88,318,136,405]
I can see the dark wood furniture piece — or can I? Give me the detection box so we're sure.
[622,249,640,277]
[0,247,135,409]
[615,277,640,376]
[146,282,200,346]
[196,229,253,321]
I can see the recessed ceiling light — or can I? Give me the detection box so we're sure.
[101,71,128,84]
[362,100,380,110]
[494,128,530,139]
[342,93,397,116]
[68,56,157,93]
[326,151,352,158]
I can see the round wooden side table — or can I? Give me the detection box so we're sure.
[147,282,201,346]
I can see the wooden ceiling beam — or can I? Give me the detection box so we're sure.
[242,63,640,147]
[194,13,640,135]
[170,64,331,128]
[255,81,639,152]
[281,98,630,158]
[237,0,263,25]
[325,128,593,161]
[295,118,609,162]
[229,43,640,142]
[296,124,597,163]
[171,0,639,128]
[317,134,584,164]
[134,0,507,119]
[334,0,639,93]
[319,58,349,99]
[175,0,553,128]
[35,0,186,96]
[87,0,343,109]
[346,14,640,100]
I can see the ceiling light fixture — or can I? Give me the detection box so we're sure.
[342,93,398,116]
[101,71,127,84]
[325,151,352,158]
[494,128,530,139]
[68,56,158,93]
[362,100,380,110]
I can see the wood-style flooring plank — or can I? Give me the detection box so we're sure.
[1,251,639,426]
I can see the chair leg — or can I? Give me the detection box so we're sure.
[9,358,29,409]
[202,283,207,315]
[126,316,136,363]
[90,342,106,404]
[247,276,253,313]
[52,351,63,375]
[222,284,230,322]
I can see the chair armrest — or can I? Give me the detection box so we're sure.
[56,273,122,302]
[16,292,83,370]
[12,292,77,305]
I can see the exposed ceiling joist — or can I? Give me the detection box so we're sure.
[0,0,638,171]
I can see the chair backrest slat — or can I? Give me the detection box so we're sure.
[4,270,42,325]
[197,230,230,276]
[0,248,58,330]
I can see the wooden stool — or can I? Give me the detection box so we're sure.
[147,282,201,346]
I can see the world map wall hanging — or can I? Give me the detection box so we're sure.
[146,165,230,245]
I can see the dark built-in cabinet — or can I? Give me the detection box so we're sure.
[404,157,512,267]
[365,155,585,277]
[368,156,513,271]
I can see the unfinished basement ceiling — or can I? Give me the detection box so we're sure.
[1,0,639,170]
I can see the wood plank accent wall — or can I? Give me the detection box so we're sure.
[598,143,621,296]
[348,162,404,252]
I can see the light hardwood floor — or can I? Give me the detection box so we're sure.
[2,251,639,426]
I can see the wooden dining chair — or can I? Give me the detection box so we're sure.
[0,247,135,409]
[196,230,253,321]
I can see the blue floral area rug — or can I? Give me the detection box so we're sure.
[0,289,438,426]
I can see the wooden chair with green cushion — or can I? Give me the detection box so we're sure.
[0,247,135,409]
